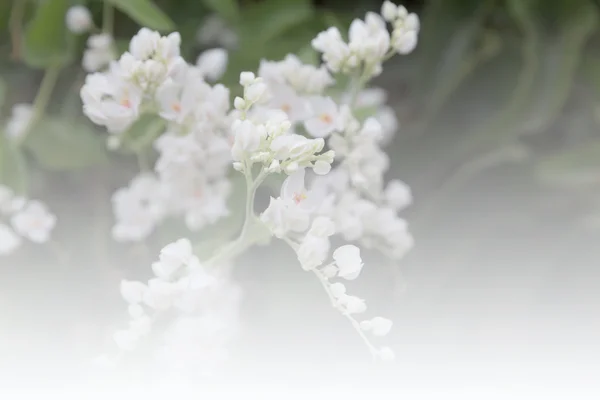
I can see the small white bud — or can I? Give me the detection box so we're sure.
[234,96,246,110]
[372,317,393,336]
[65,5,93,34]
[322,264,339,278]
[381,1,398,22]
[313,160,331,175]
[309,216,335,237]
[240,71,255,86]
[233,162,244,171]
[267,159,281,173]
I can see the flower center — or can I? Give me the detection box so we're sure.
[319,113,332,124]
[172,102,182,113]
[120,98,132,108]
[293,192,307,204]
[281,103,291,113]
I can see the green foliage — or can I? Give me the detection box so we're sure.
[22,0,76,68]
[0,134,28,194]
[106,0,175,31]
[23,117,109,170]
[201,0,239,22]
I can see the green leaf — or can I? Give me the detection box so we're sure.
[239,0,313,45]
[24,118,109,170]
[0,134,28,194]
[201,0,239,22]
[106,0,175,31]
[22,0,75,68]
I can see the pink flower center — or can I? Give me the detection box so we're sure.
[319,113,332,124]
[293,192,307,204]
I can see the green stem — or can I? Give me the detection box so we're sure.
[9,0,26,60]
[204,167,268,267]
[102,1,114,35]
[16,64,61,146]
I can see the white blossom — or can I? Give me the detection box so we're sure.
[297,235,330,271]
[11,200,56,243]
[361,316,393,336]
[304,96,343,138]
[333,245,363,280]
[65,5,93,34]
[196,48,228,81]
[83,34,116,72]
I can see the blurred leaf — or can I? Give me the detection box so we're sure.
[239,0,313,45]
[201,0,239,22]
[22,0,75,68]
[106,0,175,31]
[24,118,109,170]
[535,139,600,187]
[0,134,28,194]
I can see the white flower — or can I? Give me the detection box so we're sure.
[349,13,390,63]
[65,5,93,34]
[129,28,161,60]
[83,34,116,72]
[152,238,194,280]
[312,27,351,73]
[385,179,412,210]
[381,1,399,21]
[81,73,142,133]
[313,160,331,175]
[113,329,139,351]
[329,282,346,298]
[0,224,21,255]
[360,317,393,336]
[266,83,310,122]
[333,245,363,280]
[196,48,228,81]
[392,30,418,54]
[5,103,33,140]
[304,96,343,138]
[308,216,336,238]
[231,120,265,161]
[111,174,165,242]
[297,235,330,271]
[10,200,56,243]
[338,294,367,314]
[120,280,148,304]
[143,278,178,310]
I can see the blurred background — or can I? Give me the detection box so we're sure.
[1,0,600,389]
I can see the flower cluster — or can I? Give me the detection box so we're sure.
[88,1,419,371]
[261,173,395,359]
[230,71,335,176]
[0,185,56,256]
[311,0,420,77]
[81,28,233,241]
[113,238,240,375]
